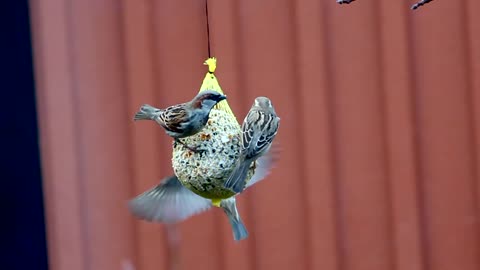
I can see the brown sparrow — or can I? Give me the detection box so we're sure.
[223,97,280,193]
[128,151,275,240]
[134,90,226,151]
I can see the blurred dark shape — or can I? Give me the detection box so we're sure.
[412,0,435,10]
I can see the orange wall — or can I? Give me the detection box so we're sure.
[30,1,480,270]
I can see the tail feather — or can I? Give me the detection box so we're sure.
[134,104,159,121]
[220,198,248,241]
[228,215,249,241]
[224,158,251,193]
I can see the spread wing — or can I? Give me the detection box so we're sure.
[129,175,212,223]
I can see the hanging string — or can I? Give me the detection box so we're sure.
[205,0,211,58]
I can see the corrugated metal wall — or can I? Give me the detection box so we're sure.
[30,1,480,270]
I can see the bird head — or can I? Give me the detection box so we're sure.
[192,90,227,110]
[253,96,277,115]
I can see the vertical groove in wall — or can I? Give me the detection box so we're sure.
[460,0,480,267]
[293,0,339,268]
[378,0,425,269]
[288,0,310,268]
[148,1,173,267]
[408,3,478,269]
[467,0,480,265]
[373,1,396,270]
[319,2,345,270]
[114,0,139,267]
[63,1,91,269]
[148,0,160,112]
[405,11,431,270]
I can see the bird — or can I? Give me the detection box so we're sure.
[411,0,434,10]
[128,151,276,241]
[336,0,356,4]
[223,97,280,193]
[133,90,227,152]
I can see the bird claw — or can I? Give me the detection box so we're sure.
[185,145,205,154]
[174,139,205,153]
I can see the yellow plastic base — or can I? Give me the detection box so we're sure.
[211,198,222,207]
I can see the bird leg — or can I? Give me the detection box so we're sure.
[175,139,204,153]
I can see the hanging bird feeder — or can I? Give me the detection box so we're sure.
[171,57,256,207]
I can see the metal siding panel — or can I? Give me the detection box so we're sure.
[466,0,480,264]
[323,1,395,270]
[31,1,480,270]
[295,1,341,270]
[466,0,480,257]
[409,2,480,270]
[65,0,137,269]
[379,2,426,270]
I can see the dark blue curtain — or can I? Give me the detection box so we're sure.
[0,1,49,269]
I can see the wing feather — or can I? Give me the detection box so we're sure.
[159,104,189,133]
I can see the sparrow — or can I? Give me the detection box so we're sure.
[223,97,280,193]
[128,151,276,241]
[338,0,433,9]
[411,0,433,10]
[336,0,355,4]
[134,90,227,151]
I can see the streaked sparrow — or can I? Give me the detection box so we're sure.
[223,97,280,193]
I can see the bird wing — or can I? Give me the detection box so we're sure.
[128,175,212,223]
[159,104,189,134]
[242,110,279,159]
[244,146,278,189]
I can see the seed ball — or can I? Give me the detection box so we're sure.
[171,109,255,199]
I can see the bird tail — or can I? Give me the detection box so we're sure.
[220,198,248,241]
[223,157,251,193]
[134,104,159,121]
